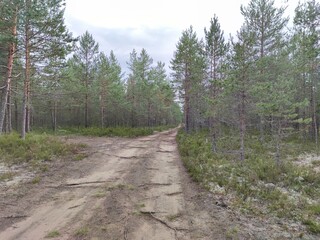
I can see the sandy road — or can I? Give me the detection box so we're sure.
[0,129,249,240]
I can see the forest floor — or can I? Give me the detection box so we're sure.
[0,129,314,240]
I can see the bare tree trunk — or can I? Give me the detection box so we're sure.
[85,92,89,128]
[51,101,57,132]
[275,118,281,165]
[0,8,17,134]
[312,71,318,151]
[239,90,246,161]
[14,88,18,131]
[100,104,104,128]
[99,79,107,128]
[6,84,12,132]
[147,100,151,127]
[25,78,31,132]
[21,4,30,139]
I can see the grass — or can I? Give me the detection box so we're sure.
[92,190,106,198]
[31,176,41,184]
[0,132,86,166]
[0,171,15,181]
[45,230,60,238]
[166,213,182,221]
[74,226,89,237]
[35,125,175,138]
[177,129,320,234]
[104,183,135,191]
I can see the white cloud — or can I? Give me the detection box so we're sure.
[64,0,298,73]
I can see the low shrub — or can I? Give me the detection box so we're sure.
[177,129,320,233]
[0,132,85,165]
[41,125,175,138]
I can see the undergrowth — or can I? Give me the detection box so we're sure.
[177,129,320,234]
[0,132,85,166]
[35,125,175,138]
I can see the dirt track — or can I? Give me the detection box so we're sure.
[0,129,293,240]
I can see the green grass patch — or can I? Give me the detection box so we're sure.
[45,230,60,238]
[303,219,320,233]
[35,125,175,138]
[0,171,15,181]
[74,226,89,237]
[0,132,86,166]
[31,176,41,184]
[177,129,320,233]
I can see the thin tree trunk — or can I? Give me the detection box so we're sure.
[0,8,17,134]
[312,72,318,150]
[7,84,12,132]
[14,88,18,131]
[51,101,57,132]
[85,92,89,128]
[21,3,30,139]
[275,118,281,165]
[239,90,246,161]
[26,77,31,132]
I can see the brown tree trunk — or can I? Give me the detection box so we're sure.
[311,70,318,148]
[0,7,17,134]
[100,79,107,128]
[85,92,89,128]
[6,84,12,132]
[51,101,57,132]
[275,118,282,165]
[239,90,246,161]
[21,3,30,139]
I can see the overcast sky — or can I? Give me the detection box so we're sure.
[64,0,298,74]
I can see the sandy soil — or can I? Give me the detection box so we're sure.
[0,129,315,239]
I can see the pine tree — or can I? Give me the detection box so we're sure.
[18,0,74,139]
[72,31,99,128]
[171,26,206,133]
[241,0,288,141]
[293,0,320,144]
[126,48,153,126]
[0,0,18,134]
[227,26,257,160]
[204,15,228,151]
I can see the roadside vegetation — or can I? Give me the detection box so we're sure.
[36,125,176,138]
[177,129,320,234]
[0,132,84,166]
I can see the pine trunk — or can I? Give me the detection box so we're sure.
[6,84,12,132]
[0,8,17,134]
[85,92,89,128]
[21,7,30,139]
[239,90,246,161]
[51,101,57,132]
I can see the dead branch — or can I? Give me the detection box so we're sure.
[138,183,172,188]
[146,167,159,171]
[2,215,28,219]
[117,156,138,159]
[166,192,183,196]
[65,180,110,186]
[47,180,111,188]
[156,150,173,153]
[68,204,82,209]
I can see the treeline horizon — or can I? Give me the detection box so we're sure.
[0,0,182,139]
[1,0,319,152]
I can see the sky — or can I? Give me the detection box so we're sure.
[64,0,298,75]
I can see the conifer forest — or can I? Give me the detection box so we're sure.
[1,0,320,237]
